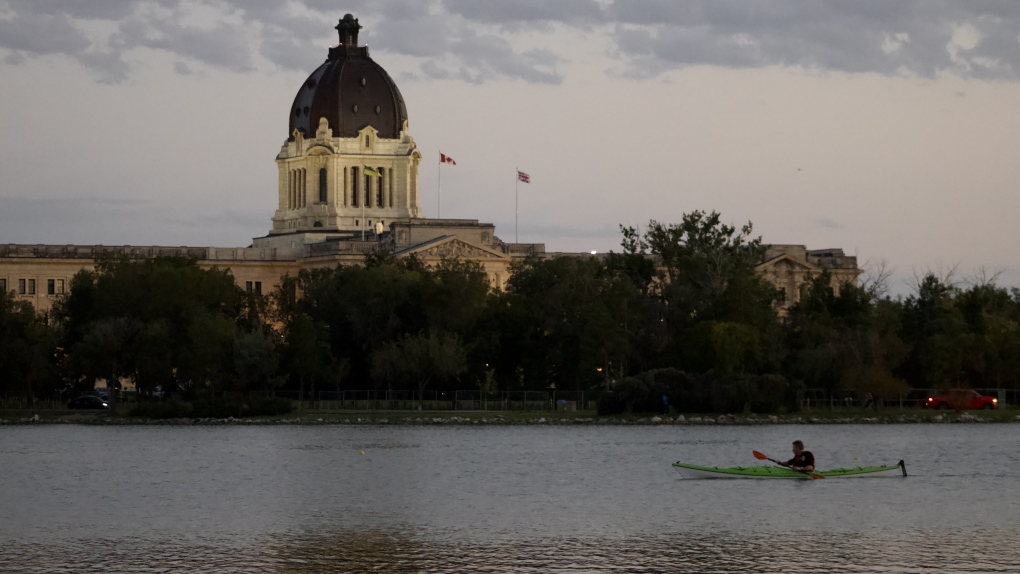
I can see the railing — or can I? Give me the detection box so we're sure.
[503,243,545,255]
[289,390,600,412]
[801,388,1018,409]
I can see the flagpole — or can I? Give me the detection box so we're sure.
[437,151,442,219]
[515,166,519,244]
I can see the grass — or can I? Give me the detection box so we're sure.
[1,406,1016,425]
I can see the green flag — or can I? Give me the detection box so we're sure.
[363,166,382,177]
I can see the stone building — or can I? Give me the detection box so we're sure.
[0,15,858,314]
[758,245,861,313]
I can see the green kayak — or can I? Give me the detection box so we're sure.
[673,460,906,479]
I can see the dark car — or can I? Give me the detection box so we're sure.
[68,396,109,410]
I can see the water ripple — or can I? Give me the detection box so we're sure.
[2,529,1017,574]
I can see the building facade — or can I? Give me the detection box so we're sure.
[0,15,858,314]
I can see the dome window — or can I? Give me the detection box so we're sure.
[307,78,317,88]
[294,108,300,117]
[374,105,381,115]
[352,104,359,113]
[302,106,309,115]
[361,77,367,86]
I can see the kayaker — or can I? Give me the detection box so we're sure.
[778,440,815,472]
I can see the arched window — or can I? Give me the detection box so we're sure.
[351,167,359,207]
[318,168,327,203]
[375,167,383,207]
[388,169,394,207]
[365,172,372,207]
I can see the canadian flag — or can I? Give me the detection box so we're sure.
[517,170,531,184]
[440,153,457,165]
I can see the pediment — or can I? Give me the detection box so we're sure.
[757,254,821,273]
[395,236,508,261]
[307,143,335,155]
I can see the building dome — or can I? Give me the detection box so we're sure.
[288,15,408,140]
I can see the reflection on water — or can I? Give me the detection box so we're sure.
[4,528,1019,573]
[2,424,1019,573]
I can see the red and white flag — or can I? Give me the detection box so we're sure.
[517,170,530,184]
[440,153,457,165]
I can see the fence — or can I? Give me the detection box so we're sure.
[801,388,1019,410]
[287,390,602,412]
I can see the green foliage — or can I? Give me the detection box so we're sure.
[370,331,467,407]
[51,256,262,398]
[0,290,58,400]
[4,212,1020,415]
[596,368,800,415]
[127,395,293,419]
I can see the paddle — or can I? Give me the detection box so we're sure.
[753,450,824,480]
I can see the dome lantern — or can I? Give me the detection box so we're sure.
[335,14,362,48]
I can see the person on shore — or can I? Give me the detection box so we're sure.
[778,440,815,472]
[862,392,875,410]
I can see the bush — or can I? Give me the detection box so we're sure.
[596,368,800,415]
[128,395,293,419]
[597,368,696,415]
[127,400,194,419]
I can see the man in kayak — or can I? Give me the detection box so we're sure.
[778,440,815,472]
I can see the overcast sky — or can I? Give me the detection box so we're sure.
[2,1,1019,294]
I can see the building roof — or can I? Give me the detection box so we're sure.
[288,14,408,140]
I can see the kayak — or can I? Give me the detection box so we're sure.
[673,460,906,479]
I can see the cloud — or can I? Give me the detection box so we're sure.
[0,197,264,246]
[4,1,1020,84]
[605,0,1020,80]
[818,217,843,230]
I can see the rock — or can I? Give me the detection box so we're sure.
[717,415,727,424]
[769,416,779,423]
[31,414,39,422]
[932,415,943,422]
[675,415,686,424]
[650,416,662,423]
[537,417,546,423]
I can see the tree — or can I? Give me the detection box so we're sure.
[283,313,332,404]
[53,256,250,399]
[0,291,57,401]
[72,317,141,411]
[233,329,282,394]
[787,272,908,402]
[634,211,782,374]
[371,332,467,410]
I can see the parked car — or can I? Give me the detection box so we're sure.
[925,389,998,410]
[68,396,109,410]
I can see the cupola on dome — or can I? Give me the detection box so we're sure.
[288,14,408,140]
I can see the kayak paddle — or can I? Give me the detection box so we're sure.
[753,450,824,479]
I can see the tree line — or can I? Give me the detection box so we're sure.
[1,210,1018,414]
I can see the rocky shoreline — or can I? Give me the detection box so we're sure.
[3,412,1019,426]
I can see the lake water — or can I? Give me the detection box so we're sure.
[1,423,1018,573]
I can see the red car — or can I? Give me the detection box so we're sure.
[925,389,998,410]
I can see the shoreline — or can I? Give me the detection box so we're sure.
[2,410,1019,426]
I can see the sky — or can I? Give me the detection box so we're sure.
[1,0,1019,295]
